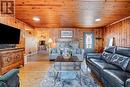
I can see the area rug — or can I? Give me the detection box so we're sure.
[40,63,100,87]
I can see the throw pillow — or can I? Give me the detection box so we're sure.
[51,49,57,53]
[76,49,81,54]
[109,54,118,63]
[102,52,113,63]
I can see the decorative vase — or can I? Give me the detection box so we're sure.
[63,54,71,59]
[62,48,71,59]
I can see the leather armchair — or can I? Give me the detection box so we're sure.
[0,69,19,87]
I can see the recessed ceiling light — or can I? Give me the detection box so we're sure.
[33,16,40,22]
[25,29,31,30]
[95,18,101,22]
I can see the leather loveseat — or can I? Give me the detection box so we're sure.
[0,69,19,87]
[86,46,130,87]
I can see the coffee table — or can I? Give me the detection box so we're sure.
[54,56,83,86]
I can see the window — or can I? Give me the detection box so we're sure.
[85,34,93,49]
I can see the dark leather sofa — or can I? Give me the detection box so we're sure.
[86,46,130,87]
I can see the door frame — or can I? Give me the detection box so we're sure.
[83,32,95,52]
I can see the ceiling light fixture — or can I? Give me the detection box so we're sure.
[25,29,31,30]
[33,16,40,22]
[95,18,101,22]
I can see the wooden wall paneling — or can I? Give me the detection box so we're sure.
[98,29,102,51]
[125,20,127,47]
[119,22,122,46]
[121,21,123,46]
[123,20,126,46]
[112,25,116,46]
[120,21,123,46]
[94,29,97,51]
[116,25,119,46]
[112,26,116,45]
[36,28,104,52]
[99,29,103,51]
[127,20,130,47]
[125,19,128,47]
[37,28,102,49]
[97,28,103,52]
[104,17,130,47]
[103,27,106,47]
[117,25,120,46]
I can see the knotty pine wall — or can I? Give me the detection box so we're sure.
[2,15,130,54]
[0,15,38,55]
[36,28,103,52]
[0,15,26,48]
[103,17,130,47]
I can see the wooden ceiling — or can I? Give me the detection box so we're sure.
[15,0,130,28]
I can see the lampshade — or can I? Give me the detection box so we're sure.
[48,38,53,43]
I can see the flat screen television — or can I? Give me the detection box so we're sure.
[0,23,21,44]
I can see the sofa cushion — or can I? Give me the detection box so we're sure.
[89,58,120,70]
[101,52,113,63]
[76,49,81,54]
[103,69,130,87]
[51,48,58,53]
[110,54,130,71]
[94,61,120,70]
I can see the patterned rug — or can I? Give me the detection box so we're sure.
[40,63,100,87]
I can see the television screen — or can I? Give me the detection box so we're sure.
[0,23,21,44]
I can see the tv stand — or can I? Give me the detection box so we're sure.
[0,48,24,75]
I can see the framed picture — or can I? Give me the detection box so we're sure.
[61,30,73,38]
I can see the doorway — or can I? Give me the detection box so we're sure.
[83,32,94,52]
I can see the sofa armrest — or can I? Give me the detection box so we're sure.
[0,69,19,87]
[87,53,102,59]
[125,78,130,87]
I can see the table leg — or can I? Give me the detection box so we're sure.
[80,70,82,86]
